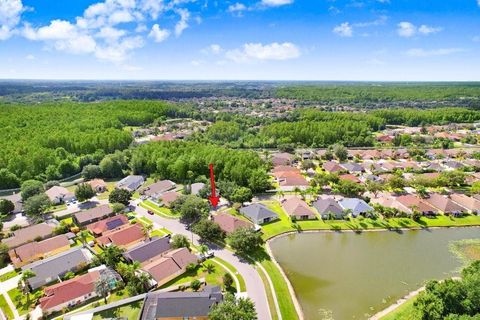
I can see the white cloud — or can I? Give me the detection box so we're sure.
[0,0,26,40]
[406,48,465,57]
[333,22,353,37]
[398,21,442,38]
[353,15,387,28]
[202,44,222,55]
[397,21,416,38]
[95,36,143,62]
[149,23,170,42]
[226,42,300,63]
[96,26,126,41]
[260,0,293,6]
[25,54,35,60]
[418,24,442,35]
[228,2,247,15]
[174,8,189,36]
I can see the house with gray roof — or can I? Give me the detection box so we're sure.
[0,193,22,214]
[2,222,57,249]
[312,199,345,219]
[340,162,364,173]
[338,198,374,217]
[116,175,145,192]
[22,247,93,289]
[123,236,172,264]
[140,285,223,320]
[239,203,279,225]
[73,204,114,226]
[190,182,205,196]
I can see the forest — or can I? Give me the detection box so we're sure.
[0,101,185,189]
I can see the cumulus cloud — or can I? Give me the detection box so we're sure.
[405,48,465,57]
[225,42,300,63]
[149,24,170,42]
[202,44,222,55]
[0,0,26,40]
[333,22,353,37]
[17,0,194,64]
[398,21,442,38]
[228,2,247,15]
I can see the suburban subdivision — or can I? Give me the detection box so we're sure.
[0,82,478,320]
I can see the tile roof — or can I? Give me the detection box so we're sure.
[74,204,113,225]
[212,213,253,233]
[282,198,315,217]
[2,223,56,249]
[9,234,70,266]
[423,193,466,213]
[96,223,146,248]
[86,215,129,235]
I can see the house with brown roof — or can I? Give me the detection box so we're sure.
[1,222,56,249]
[140,180,176,200]
[322,161,344,173]
[271,153,294,166]
[272,165,298,174]
[339,174,361,184]
[96,223,146,249]
[86,215,129,236]
[142,248,197,287]
[370,195,413,215]
[87,179,107,193]
[282,197,316,220]
[423,193,466,215]
[39,265,120,313]
[73,204,114,226]
[160,191,181,207]
[212,213,254,234]
[450,193,480,214]
[45,186,76,205]
[8,234,70,268]
[395,194,439,215]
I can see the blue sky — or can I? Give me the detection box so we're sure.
[0,0,479,80]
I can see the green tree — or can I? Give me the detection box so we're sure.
[0,199,15,215]
[230,187,253,203]
[142,223,153,240]
[334,180,366,197]
[19,269,36,306]
[100,156,123,178]
[222,272,234,290]
[470,181,480,194]
[0,243,9,267]
[78,230,91,247]
[75,183,96,202]
[94,245,125,267]
[95,273,113,304]
[0,169,20,189]
[20,180,44,201]
[108,188,132,206]
[171,195,209,222]
[332,144,348,161]
[227,227,264,255]
[126,272,152,295]
[24,193,51,217]
[111,203,126,213]
[171,234,190,250]
[191,279,202,291]
[192,219,226,242]
[209,293,257,320]
[82,164,102,180]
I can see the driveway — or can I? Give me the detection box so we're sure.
[133,200,272,320]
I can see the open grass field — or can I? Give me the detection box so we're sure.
[380,298,419,320]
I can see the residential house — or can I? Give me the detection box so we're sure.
[142,248,197,287]
[0,193,22,214]
[338,198,373,217]
[160,191,181,207]
[39,265,120,313]
[8,234,70,268]
[22,247,93,290]
[271,153,293,166]
[282,197,316,220]
[123,236,172,264]
[395,194,438,215]
[2,222,57,249]
[450,193,480,214]
[423,193,466,216]
[239,203,279,224]
[212,213,254,233]
[86,215,129,236]
[340,162,364,174]
[339,174,361,184]
[190,182,205,196]
[87,179,107,193]
[45,186,76,205]
[370,195,413,215]
[312,198,344,219]
[73,204,114,226]
[140,285,223,320]
[96,223,146,249]
[140,180,176,199]
[322,161,344,174]
[116,175,145,192]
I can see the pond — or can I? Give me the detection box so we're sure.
[269,227,480,320]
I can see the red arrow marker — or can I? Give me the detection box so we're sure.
[208,163,220,207]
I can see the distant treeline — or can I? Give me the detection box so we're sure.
[276,83,480,107]
[0,100,185,188]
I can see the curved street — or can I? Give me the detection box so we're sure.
[133,200,272,320]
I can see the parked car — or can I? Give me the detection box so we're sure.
[147,210,154,215]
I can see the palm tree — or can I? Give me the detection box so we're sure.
[142,223,153,240]
[293,187,301,196]
[204,263,216,274]
[199,244,209,256]
[95,273,112,304]
[78,230,90,247]
[20,270,35,306]
[135,272,153,294]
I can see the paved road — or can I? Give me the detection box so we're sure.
[133,200,272,320]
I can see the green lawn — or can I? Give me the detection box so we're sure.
[260,200,480,240]
[0,294,14,319]
[139,200,178,219]
[213,257,247,292]
[0,270,17,282]
[380,298,420,320]
[92,300,144,320]
[150,228,172,238]
[8,287,43,315]
[138,216,153,226]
